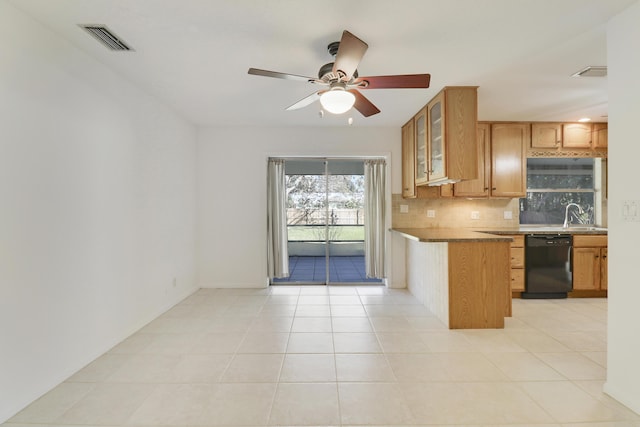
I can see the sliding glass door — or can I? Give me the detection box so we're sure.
[270,158,382,285]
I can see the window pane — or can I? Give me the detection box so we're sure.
[520,192,594,224]
[526,158,594,190]
[520,158,595,225]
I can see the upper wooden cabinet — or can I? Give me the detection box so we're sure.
[414,107,428,186]
[563,123,593,148]
[424,86,478,185]
[401,116,449,199]
[453,122,527,198]
[531,123,562,148]
[401,118,416,198]
[530,122,607,150]
[489,123,528,198]
[593,123,608,148]
[453,123,490,197]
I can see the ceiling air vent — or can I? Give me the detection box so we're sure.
[80,25,133,51]
[571,66,607,77]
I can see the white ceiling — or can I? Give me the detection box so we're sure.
[9,0,636,127]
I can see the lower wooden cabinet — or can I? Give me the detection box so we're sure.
[572,235,608,291]
[508,235,525,291]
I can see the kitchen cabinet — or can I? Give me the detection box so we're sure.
[593,123,608,148]
[563,123,593,148]
[489,123,528,198]
[531,123,562,148]
[414,107,428,185]
[395,228,511,328]
[424,86,478,185]
[401,116,451,199]
[530,122,608,150]
[572,235,608,291]
[401,118,417,198]
[453,123,527,198]
[453,123,490,197]
[508,235,525,292]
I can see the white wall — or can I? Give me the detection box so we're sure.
[0,2,198,422]
[197,126,404,288]
[604,0,640,414]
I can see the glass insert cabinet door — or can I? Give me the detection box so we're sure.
[414,107,428,185]
[428,94,445,181]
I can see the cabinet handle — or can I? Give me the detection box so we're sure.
[484,187,489,191]
[492,187,497,191]
[595,255,600,258]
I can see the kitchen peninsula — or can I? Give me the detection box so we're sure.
[393,228,512,329]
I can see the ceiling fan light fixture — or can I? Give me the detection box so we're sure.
[320,87,355,114]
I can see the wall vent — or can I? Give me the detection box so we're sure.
[571,66,607,77]
[79,25,133,51]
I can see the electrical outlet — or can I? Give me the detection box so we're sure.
[173,277,177,287]
[399,204,409,213]
[427,209,436,218]
[503,211,513,220]
[471,211,480,220]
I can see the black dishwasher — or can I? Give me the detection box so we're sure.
[522,234,573,299]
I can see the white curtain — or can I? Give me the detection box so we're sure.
[267,158,289,278]
[364,159,386,278]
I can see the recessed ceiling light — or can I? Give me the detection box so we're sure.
[571,66,607,77]
[578,117,591,122]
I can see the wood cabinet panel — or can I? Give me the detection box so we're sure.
[510,247,524,268]
[401,119,416,198]
[511,269,525,291]
[573,247,601,290]
[448,241,510,328]
[490,123,528,198]
[593,123,608,148]
[531,123,561,148]
[506,234,525,292]
[601,248,608,290]
[572,234,607,292]
[426,87,478,185]
[510,235,525,248]
[563,123,592,148]
[453,123,490,197]
[573,235,607,247]
[415,107,428,185]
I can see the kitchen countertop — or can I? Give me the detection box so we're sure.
[391,228,513,242]
[392,225,607,242]
[473,226,608,235]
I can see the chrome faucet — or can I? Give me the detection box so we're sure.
[563,203,584,228]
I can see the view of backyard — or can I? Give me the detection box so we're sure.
[286,173,365,241]
[287,224,365,242]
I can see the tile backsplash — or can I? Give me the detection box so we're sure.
[392,194,520,229]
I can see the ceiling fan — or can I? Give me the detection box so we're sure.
[248,30,431,117]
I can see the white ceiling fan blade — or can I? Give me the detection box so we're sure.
[286,92,322,110]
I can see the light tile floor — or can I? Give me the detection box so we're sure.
[5,286,640,427]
